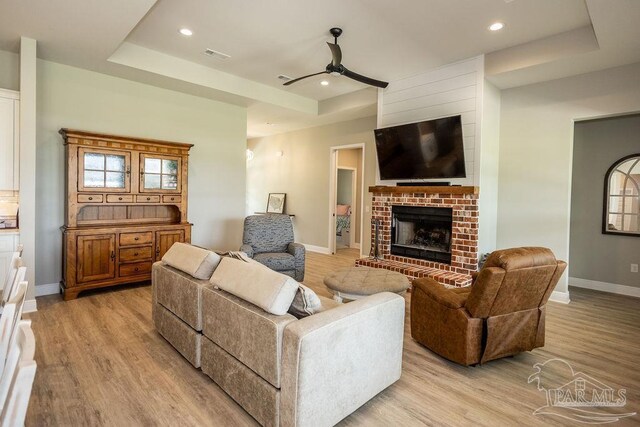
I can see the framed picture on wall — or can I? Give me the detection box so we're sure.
[266,193,286,214]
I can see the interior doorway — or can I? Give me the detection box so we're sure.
[329,144,364,255]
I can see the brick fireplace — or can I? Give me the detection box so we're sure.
[355,185,479,287]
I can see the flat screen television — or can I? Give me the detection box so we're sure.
[374,115,465,180]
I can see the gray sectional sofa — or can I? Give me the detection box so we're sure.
[152,261,405,427]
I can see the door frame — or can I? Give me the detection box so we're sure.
[328,143,365,255]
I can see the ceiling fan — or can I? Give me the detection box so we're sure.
[283,27,389,89]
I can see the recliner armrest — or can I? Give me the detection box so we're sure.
[471,271,479,285]
[239,244,254,258]
[412,278,467,309]
[286,242,304,259]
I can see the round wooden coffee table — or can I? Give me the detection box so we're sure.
[323,266,410,303]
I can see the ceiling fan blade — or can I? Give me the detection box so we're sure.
[342,67,389,88]
[283,71,328,86]
[326,42,342,66]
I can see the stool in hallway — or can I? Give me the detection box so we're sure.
[323,266,410,303]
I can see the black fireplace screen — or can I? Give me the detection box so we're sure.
[391,205,453,264]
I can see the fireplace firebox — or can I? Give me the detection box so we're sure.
[391,205,453,264]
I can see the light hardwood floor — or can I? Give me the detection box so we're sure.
[26,249,640,426]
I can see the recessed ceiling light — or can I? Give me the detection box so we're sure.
[320,80,329,86]
[488,22,504,31]
[179,28,193,36]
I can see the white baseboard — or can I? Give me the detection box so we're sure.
[549,290,571,304]
[569,277,640,298]
[351,243,361,249]
[35,282,60,297]
[23,299,37,313]
[303,244,331,255]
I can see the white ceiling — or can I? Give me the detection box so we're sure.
[0,0,639,138]
[127,0,591,101]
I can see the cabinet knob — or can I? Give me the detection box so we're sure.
[146,197,150,201]
[134,267,139,272]
[118,197,123,201]
[88,197,93,201]
[134,237,139,241]
[110,251,115,260]
[171,197,175,201]
[134,252,139,256]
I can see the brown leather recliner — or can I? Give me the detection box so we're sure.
[410,247,567,366]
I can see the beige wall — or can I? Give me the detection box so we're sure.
[35,59,247,288]
[247,116,377,253]
[570,114,640,288]
[337,148,363,245]
[0,50,19,91]
[497,61,640,297]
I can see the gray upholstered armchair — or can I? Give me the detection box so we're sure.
[240,214,305,281]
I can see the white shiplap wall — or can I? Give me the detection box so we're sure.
[377,56,484,186]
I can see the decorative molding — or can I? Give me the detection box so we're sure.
[550,290,571,304]
[569,277,640,298]
[23,299,37,313]
[35,282,60,297]
[303,244,331,255]
[0,88,20,99]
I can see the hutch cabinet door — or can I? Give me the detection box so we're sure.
[77,234,116,283]
[155,229,185,260]
[78,147,131,192]
[140,154,182,193]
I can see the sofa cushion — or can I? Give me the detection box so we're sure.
[201,285,296,388]
[253,252,295,272]
[210,257,298,316]
[153,300,202,368]
[152,262,209,330]
[162,242,221,279]
[288,284,322,318]
[201,337,280,427]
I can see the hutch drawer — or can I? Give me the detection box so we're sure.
[162,195,180,203]
[119,231,153,246]
[119,261,152,277]
[119,246,153,262]
[78,194,103,203]
[106,194,134,203]
[136,195,160,203]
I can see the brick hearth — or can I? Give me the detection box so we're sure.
[355,185,479,287]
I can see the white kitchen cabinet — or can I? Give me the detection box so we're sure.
[0,89,20,191]
[0,232,20,286]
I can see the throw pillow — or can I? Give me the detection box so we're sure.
[288,284,322,318]
[210,257,298,316]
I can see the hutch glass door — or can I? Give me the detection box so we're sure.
[78,148,131,192]
[140,154,181,193]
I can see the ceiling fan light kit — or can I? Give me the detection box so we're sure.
[283,27,389,89]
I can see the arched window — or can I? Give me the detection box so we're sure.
[603,154,640,236]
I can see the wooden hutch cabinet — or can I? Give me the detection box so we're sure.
[60,129,193,300]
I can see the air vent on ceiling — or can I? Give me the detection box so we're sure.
[204,48,230,60]
[278,74,293,82]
